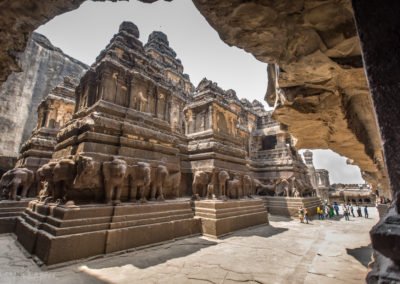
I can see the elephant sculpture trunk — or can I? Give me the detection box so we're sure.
[150,165,168,201]
[128,162,151,203]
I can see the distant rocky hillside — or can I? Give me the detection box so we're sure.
[0,32,88,157]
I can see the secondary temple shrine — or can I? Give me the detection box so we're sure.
[0,21,358,265]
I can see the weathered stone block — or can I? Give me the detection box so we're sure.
[261,196,322,217]
[15,199,201,265]
[193,199,269,238]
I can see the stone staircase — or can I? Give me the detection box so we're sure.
[0,199,32,233]
[16,199,201,265]
[193,198,269,238]
[12,197,270,266]
[261,196,322,217]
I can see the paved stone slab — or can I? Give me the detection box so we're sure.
[0,207,377,284]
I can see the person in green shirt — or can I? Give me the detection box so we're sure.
[329,205,335,218]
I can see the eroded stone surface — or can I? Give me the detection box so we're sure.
[0,208,377,284]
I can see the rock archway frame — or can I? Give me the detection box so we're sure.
[0,0,399,281]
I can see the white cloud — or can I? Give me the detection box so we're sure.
[300,149,364,184]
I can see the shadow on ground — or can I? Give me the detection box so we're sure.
[312,215,345,222]
[347,244,373,268]
[224,224,288,239]
[77,236,217,270]
[268,214,293,222]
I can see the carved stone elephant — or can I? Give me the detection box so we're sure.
[0,170,14,200]
[291,177,315,197]
[275,178,291,197]
[37,162,57,201]
[102,158,127,204]
[227,174,242,199]
[192,171,209,200]
[242,175,253,197]
[0,168,34,200]
[164,171,181,198]
[206,170,218,199]
[53,158,76,202]
[127,162,151,203]
[298,178,316,197]
[73,156,102,189]
[150,165,168,201]
[254,179,275,196]
[218,170,230,199]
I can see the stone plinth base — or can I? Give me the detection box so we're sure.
[262,196,322,217]
[377,204,389,218]
[0,199,32,234]
[16,199,201,265]
[193,199,269,238]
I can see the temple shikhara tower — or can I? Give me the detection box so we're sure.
[16,77,77,174]
[1,22,329,265]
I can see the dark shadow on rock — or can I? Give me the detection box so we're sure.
[81,236,217,270]
[222,224,288,239]
[347,244,373,268]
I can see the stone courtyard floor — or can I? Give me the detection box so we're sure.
[0,208,378,284]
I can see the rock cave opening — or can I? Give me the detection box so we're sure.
[0,0,399,282]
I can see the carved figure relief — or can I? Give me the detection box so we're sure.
[53,158,76,202]
[150,165,168,201]
[102,157,127,205]
[242,175,253,197]
[218,170,230,199]
[216,111,228,134]
[138,91,148,112]
[164,171,181,198]
[227,174,243,199]
[274,178,291,197]
[157,93,166,119]
[127,162,151,203]
[206,170,218,199]
[73,156,102,189]
[192,171,209,200]
[36,162,57,201]
[254,179,276,196]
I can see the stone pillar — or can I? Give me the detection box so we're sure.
[352,1,400,282]
[276,133,286,148]
[191,113,196,133]
[164,95,170,121]
[207,105,213,129]
[43,109,51,128]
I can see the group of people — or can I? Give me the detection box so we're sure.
[299,202,369,223]
[342,203,369,220]
[298,206,310,224]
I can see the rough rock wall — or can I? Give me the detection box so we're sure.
[0,32,87,157]
[192,0,389,197]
